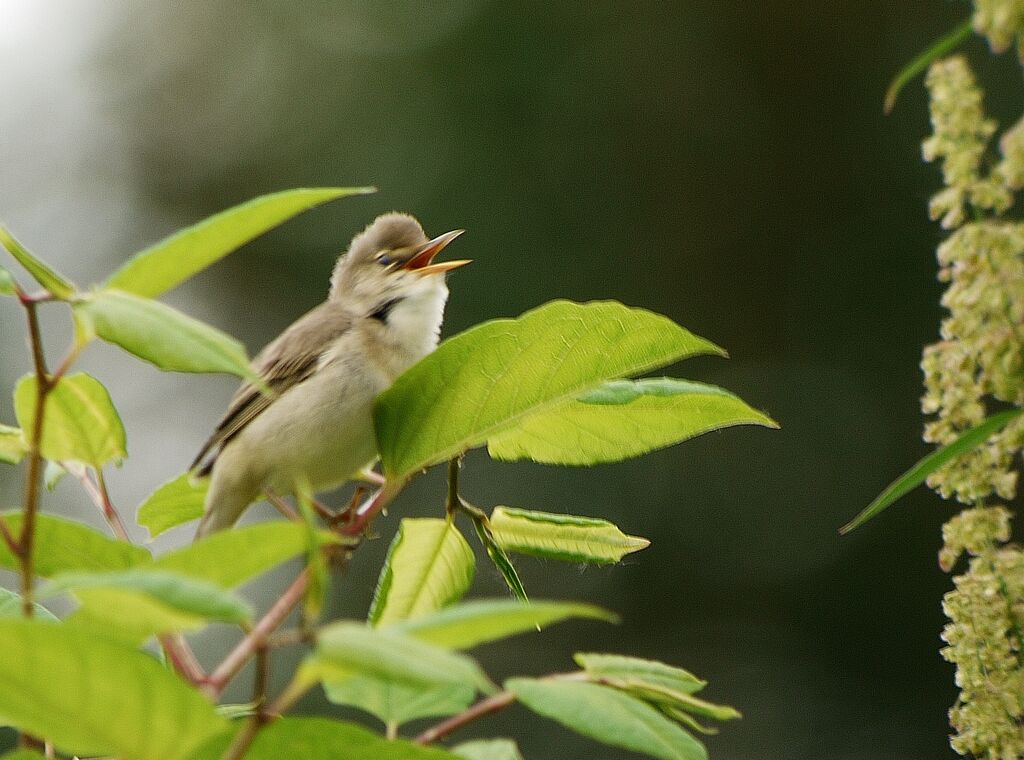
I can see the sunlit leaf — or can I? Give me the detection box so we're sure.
[574,653,705,695]
[452,739,524,760]
[136,473,208,538]
[0,425,26,465]
[489,378,777,465]
[0,226,74,298]
[106,187,375,298]
[369,518,475,626]
[0,512,150,576]
[0,587,58,622]
[14,373,126,467]
[488,507,649,565]
[77,290,257,380]
[375,300,724,479]
[0,619,226,759]
[507,678,707,760]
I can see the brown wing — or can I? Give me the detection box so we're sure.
[190,301,353,476]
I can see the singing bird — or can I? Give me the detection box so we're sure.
[191,213,468,538]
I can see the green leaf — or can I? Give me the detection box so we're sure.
[0,619,226,759]
[574,653,706,695]
[0,264,17,296]
[153,522,330,588]
[369,518,475,626]
[295,482,328,621]
[0,226,75,298]
[0,587,58,621]
[488,507,650,565]
[77,290,257,380]
[841,408,1024,534]
[507,678,707,760]
[307,621,494,694]
[193,717,460,760]
[473,518,528,601]
[323,677,475,726]
[375,300,724,479]
[0,512,150,576]
[106,188,375,298]
[884,18,973,114]
[489,378,777,465]
[452,739,524,760]
[43,568,252,634]
[0,751,49,760]
[396,599,617,650]
[14,372,127,467]
[0,424,27,465]
[136,472,208,538]
[43,460,67,490]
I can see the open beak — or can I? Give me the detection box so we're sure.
[403,229,470,276]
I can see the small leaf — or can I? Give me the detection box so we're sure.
[0,425,27,465]
[136,472,209,538]
[77,290,257,380]
[192,717,460,760]
[489,378,777,465]
[883,19,973,114]
[452,739,524,760]
[323,677,475,726]
[43,460,67,490]
[375,300,724,479]
[396,599,617,650]
[0,225,75,298]
[106,187,376,298]
[369,518,475,626]
[574,653,706,695]
[0,587,58,621]
[473,518,528,601]
[0,619,226,759]
[0,264,17,295]
[841,408,1024,534]
[0,512,150,577]
[507,678,707,760]
[489,507,649,565]
[14,372,127,467]
[295,482,328,621]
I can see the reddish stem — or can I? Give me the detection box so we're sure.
[414,691,517,745]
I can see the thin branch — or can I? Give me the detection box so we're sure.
[414,691,517,745]
[0,515,20,556]
[158,634,207,686]
[341,482,402,537]
[76,467,130,541]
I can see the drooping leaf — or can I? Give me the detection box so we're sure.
[0,264,16,295]
[396,599,617,650]
[369,518,475,626]
[574,653,706,695]
[136,473,208,538]
[0,512,150,576]
[488,507,649,565]
[841,408,1024,534]
[452,739,524,760]
[323,676,475,727]
[0,619,226,759]
[106,187,375,298]
[375,300,724,479]
[14,373,126,467]
[488,378,777,465]
[507,678,707,760]
[192,717,460,760]
[0,425,26,465]
[76,290,257,380]
[0,226,75,298]
[472,518,528,601]
[0,587,59,621]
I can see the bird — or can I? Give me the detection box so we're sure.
[190,213,468,538]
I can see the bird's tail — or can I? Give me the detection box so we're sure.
[193,477,255,541]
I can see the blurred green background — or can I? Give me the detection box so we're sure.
[1,1,1017,757]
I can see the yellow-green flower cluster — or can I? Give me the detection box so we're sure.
[941,507,1024,758]
[973,0,1024,59]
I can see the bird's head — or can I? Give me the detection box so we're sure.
[329,213,468,312]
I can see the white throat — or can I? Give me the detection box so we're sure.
[385,279,450,362]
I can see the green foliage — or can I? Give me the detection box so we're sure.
[0,619,226,759]
[136,472,208,538]
[0,425,26,465]
[14,373,126,466]
[0,225,74,299]
[0,512,149,576]
[0,264,16,296]
[0,588,57,621]
[488,506,650,564]
[574,653,707,695]
[452,740,524,760]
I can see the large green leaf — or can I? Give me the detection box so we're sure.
[0,619,226,759]
[841,408,1024,534]
[14,373,126,466]
[0,512,150,576]
[153,521,329,588]
[507,678,707,760]
[193,717,460,760]
[0,264,16,295]
[0,425,26,465]
[105,187,375,297]
[0,751,48,760]
[0,226,75,299]
[574,653,706,695]
[0,587,58,621]
[488,507,649,565]
[136,472,208,538]
[396,599,617,650]
[369,518,475,626]
[323,677,475,727]
[489,378,777,465]
[452,739,524,760]
[374,300,724,479]
[76,290,257,380]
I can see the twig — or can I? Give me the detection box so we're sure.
[414,691,517,745]
[0,515,20,556]
[71,466,130,541]
[341,482,401,537]
[219,642,273,760]
[158,634,207,686]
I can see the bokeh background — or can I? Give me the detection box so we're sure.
[1,1,1018,757]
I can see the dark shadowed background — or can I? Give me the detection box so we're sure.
[1,1,1016,757]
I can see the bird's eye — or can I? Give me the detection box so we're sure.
[376,251,393,266]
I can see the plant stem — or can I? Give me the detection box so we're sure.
[340,482,401,537]
[158,634,207,686]
[0,515,20,556]
[414,691,517,745]
[74,467,130,541]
